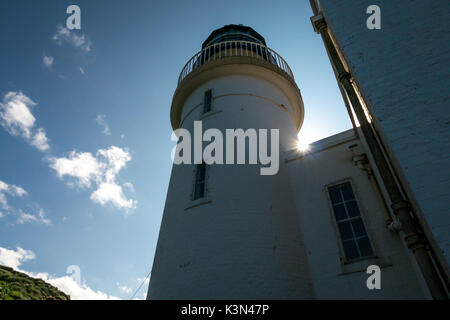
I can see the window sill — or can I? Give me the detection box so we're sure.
[338,256,392,276]
[184,198,212,211]
[199,110,222,120]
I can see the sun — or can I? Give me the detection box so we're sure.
[297,140,310,152]
[297,125,321,152]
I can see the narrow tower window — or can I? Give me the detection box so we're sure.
[328,182,374,261]
[193,163,207,200]
[203,89,212,114]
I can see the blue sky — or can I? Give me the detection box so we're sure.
[0,0,351,299]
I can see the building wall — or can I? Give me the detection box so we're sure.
[286,130,428,299]
[148,72,314,299]
[314,0,450,270]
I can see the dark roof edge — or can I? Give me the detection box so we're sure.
[202,24,266,48]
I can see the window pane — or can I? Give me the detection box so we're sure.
[346,200,360,217]
[338,221,353,240]
[333,203,347,221]
[328,187,342,204]
[194,188,200,199]
[203,90,212,113]
[193,164,206,200]
[351,218,367,237]
[197,163,206,181]
[195,182,205,198]
[343,240,359,260]
[341,182,355,201]
[358,237,374,257]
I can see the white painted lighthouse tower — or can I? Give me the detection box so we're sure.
[147,25,314,299]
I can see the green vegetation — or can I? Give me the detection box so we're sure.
[0,265,70,300]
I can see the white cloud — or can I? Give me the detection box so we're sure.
[46,276,120,300]
[31,127,50,151]
[49,151,102,188]
[10,185,27,197]
[136,276,150,285]
[49,146,136,212]
[95,114,111,135]
[0,246,119,300]
[79,67,85,75]
[52,25,91,52]
[118,285,132,295]
[123,182,134,193]
[90,181,135,210]
[0,180,8,192]
[0,194,7,209]
[0,180,50,225]
[17,208,52,225]
[0,91,50,151]
[0,246,35,269]
[98,146,130,176]
[0,180,28,210]
[0,91,36,139]
[43,55,54,68]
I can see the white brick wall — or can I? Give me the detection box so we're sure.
[317,0,450,268]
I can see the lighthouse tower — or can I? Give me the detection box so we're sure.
[147,25,314,299]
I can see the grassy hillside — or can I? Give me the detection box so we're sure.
[0,265,70,300]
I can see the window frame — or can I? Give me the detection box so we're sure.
[203,89,213,114]
[325,178,377,264]
[192,162,207,201]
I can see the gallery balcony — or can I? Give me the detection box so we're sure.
[177,40,295,87]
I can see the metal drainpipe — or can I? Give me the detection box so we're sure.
[310,14,448,300]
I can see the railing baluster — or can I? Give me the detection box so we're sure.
[178,41,294,85]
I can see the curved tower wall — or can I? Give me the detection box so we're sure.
[148,26,313,299]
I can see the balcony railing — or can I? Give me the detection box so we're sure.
[178,40,294,85]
